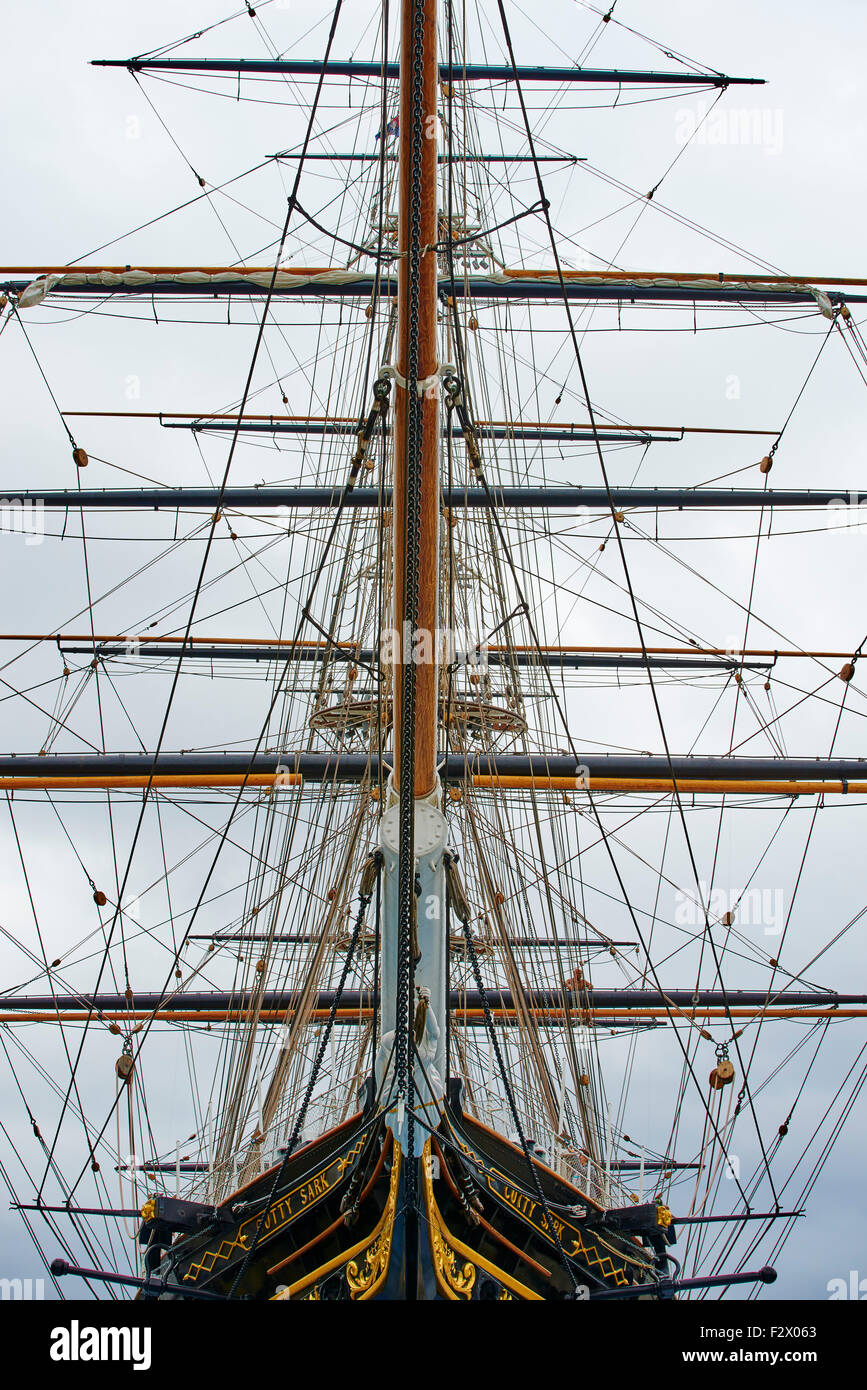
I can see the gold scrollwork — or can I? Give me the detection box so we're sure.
[274,1144,401,1301]
[344,1143,400,1300]
[428,1215,476,1300]
[421,1139,542,1301]
[346,1228,390,1296]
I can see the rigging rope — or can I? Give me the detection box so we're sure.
[226,883,373,1295]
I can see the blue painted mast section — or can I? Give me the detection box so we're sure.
[376,800,449,1147]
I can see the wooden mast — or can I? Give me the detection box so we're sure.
[392,0,439,799]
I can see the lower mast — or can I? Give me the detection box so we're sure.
[378,0,447,1297]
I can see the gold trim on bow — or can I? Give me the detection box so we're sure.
[421,1140,542,1301]
[272,1143,400,1301]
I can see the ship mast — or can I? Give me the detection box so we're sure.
[374,0,450,1256]
[369,0,448,1297]
[392,0,440,798]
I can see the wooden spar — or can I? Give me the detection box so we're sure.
[4,754,867,781]
[501,269,867,287]
[7,265,867,287]
[3,774,864,795]
[2,634,854,660]
[0,775,302,791]
[59,409,777,435]
[12,989,860,1008]
[3,1008,865,1024]
[8,484,862,513]
[474,777,867,796]
[4,265,335,276]
[392,0,439,799]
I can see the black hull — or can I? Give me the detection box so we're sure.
[140,1088,673,1300]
